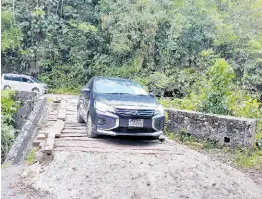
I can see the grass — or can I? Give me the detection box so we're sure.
[166,129,218,150]
[25,147,39,165]
[235,149,262,169]
[1,162,11,169]
[47,97,53,104]
[166,130,262,170]
[49,87,80,95]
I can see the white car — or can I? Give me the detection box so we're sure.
[1,73,48,94]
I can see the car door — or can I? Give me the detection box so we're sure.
[10,75,22,91]
[21,77,34,92]
[79,78,93,122]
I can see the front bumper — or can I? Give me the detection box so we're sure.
[94,110,164,137]
[40,88,48,94]
[96,129,163,137]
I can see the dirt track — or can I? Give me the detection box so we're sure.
[18,95,262,198]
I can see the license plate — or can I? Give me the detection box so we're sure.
[128,119,143,127]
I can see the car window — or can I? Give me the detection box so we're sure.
[4,75,11,80]
[12,76,21,82]
[30,77,41,83]
[21,77,33,83]
[94,79,148,95]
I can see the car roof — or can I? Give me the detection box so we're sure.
[2,73,32,78]
[94,76,133,82]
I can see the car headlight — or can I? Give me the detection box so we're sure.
[94,101,115,113]
[155,104,164,115]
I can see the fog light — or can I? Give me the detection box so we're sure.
[97,118,106,125]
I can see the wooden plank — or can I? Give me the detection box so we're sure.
[37,134,47,140]
[33,140,41,147]
[62,126,86,130]
[44,132,55,153]
[59,137,94,141]
[61,133,87,137]
[38,130,49,135]
[65,123,86,127]
[42,120,65,138]
[48,119,58,121]
[65,122,85,125]
[54,146,171,154]
[54,119,65,138]
[53,97,61,103]
[62,129,86,133]
[57,100,66,121]
[39,140,45,149]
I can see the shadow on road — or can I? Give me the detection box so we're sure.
[96,135,162,147]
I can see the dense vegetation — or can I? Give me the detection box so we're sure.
[1,90,20,162]
[1,0,262,147]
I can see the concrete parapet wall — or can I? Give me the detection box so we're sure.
[6,95,47,164]
[166,109,256,148]
[13,91,40,129]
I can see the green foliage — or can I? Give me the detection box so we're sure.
[39,65,85,94]
[1,90,20,163]
[1,90,20,125]
[1,10,22,52]
[160,59,261,150]
[159,96,199,111]
[160,59,237,115]
[166,129,218,150]
[235,149,262,169]
[167,130,262,169]
[26,147,39,165]
[1,123,15,163]
[1,0,261,98]
[201,59,235,115]
[228,89,261,119]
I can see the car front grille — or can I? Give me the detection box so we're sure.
[114,127,155,133]
[115,108,155,118]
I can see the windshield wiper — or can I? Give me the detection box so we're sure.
[106,93,147,96]
[106,92,131,95]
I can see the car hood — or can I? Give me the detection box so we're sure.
[40,83,48,88]
[94,93,158,109]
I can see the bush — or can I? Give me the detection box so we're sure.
[200,59,235,115]
[1,90,20,162]
[40,65,85,93]
[160,59,262,149]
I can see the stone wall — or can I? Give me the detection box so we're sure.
[6,94,47,164]
[13,91,40,129]
[166,109,256,148]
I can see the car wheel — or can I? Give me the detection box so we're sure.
[86,114,97,138]
[32,88,40,93]
[77,109,85,123]
[4,85,11,90]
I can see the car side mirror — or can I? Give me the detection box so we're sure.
[81,88,90,95]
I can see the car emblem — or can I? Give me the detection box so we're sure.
[133,110,138,116]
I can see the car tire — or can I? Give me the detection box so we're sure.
[86,114,98,138]
[32,88,40,93]
[4,85,11,90]
[77,109,85,123]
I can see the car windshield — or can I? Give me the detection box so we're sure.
[30,77,41,83]
[94,78,148,95]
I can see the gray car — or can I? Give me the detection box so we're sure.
[77,77,165,138]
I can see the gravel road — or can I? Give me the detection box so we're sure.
[22,138,262,199]
[18,94,262,199]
